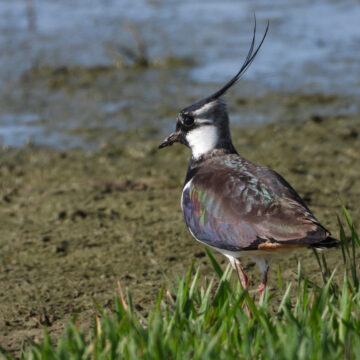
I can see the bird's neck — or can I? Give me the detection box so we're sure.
[184,143,238,185]
[186,125,236,161]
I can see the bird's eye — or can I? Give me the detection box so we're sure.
[183,115,194,126]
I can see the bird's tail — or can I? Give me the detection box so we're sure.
[311,236,341,249]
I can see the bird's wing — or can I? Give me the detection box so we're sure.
[182,159,329,251]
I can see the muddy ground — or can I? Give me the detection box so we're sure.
[1,103,360,355]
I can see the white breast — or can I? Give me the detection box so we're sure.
[181,179,192,212]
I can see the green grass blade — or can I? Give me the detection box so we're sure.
[205,247,223,278]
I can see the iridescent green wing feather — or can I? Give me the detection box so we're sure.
[182,155,329,251]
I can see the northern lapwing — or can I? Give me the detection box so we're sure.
[158,22,339,293]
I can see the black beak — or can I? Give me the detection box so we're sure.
[158,131,181,149]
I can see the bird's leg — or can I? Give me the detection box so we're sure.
[234,258,252,317]
[234,258,249,289]
[258,266,269,294]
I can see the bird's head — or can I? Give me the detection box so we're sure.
[159,19,268,161]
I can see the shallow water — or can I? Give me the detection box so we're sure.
[0,0,359,148]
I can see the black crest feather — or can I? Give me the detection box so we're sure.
[182,17,269,114]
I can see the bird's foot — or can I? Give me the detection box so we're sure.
[258,282,266,294]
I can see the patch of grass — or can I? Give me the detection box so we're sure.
[1,209,360,359]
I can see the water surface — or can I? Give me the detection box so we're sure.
[0,0,359,148]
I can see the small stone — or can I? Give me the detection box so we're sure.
[71,210,87,219]
[194,251,206,258]
[58,211,67,220]
[310,115,323,123]
[123,274,133,280]
[42,236,51,243]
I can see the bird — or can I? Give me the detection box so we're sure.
[158,21,339,294]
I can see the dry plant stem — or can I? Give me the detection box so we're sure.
[25,0,37,32]
[117,280,129,312]
[124,21,149,66]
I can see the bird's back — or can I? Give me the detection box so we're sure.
[182,154,334,252]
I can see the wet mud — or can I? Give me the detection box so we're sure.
[1,106,359,355]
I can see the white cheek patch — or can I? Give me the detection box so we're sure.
[186,125,219,159]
